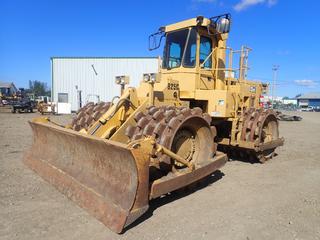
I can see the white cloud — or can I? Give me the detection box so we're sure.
[276,50,290,56]
[233,0,277,11]
[267,0,277,6]
[294,79,318,88]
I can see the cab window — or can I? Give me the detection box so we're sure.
[200,36,212,68]
[183,28,197,67]
[162,29,189,69]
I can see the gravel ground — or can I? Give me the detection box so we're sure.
[0,111,319,240]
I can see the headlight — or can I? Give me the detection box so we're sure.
[143,73,150,82]
[150,73,157,83]
[143,73,158,83]
[115,76,122,85]
[115,75,130,85]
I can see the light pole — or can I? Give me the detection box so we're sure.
[271,65,279,108]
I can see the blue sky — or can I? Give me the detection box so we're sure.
[0,0,319,97]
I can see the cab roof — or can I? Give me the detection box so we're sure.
[163,17,212,33]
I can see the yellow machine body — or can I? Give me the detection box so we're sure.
[24,14,283,233]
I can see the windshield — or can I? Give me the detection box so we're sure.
[162,28,197,69]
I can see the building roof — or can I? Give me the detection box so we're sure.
[0,81,16,89]
[298,92,320,99]
[51,56,158,59]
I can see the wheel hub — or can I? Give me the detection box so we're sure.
[172,129,196,167]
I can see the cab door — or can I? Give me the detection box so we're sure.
[197,29,216,90]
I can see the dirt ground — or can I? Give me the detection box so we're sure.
[0,110,319,240]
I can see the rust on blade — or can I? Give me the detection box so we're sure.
[23,121,150,233]
[150,152,227,199]
[257,137,284,151]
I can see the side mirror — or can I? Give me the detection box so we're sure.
[210,13,231,34]
[148,29,165,51]
[216,17,231,33]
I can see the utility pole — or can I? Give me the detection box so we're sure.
[271,65,279,108]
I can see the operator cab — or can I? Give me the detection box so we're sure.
[148,14,231,97]
[149,14,231,71]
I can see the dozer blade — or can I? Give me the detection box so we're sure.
[23,120,151,233]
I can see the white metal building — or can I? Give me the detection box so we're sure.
[51,57,159,111]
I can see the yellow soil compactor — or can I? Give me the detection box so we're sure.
[24,14,284,233]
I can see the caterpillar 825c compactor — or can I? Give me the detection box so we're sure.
[24,14,284,233]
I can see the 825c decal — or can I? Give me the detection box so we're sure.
[167,82,179,90]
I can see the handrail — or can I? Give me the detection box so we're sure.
[200,47,218,68]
